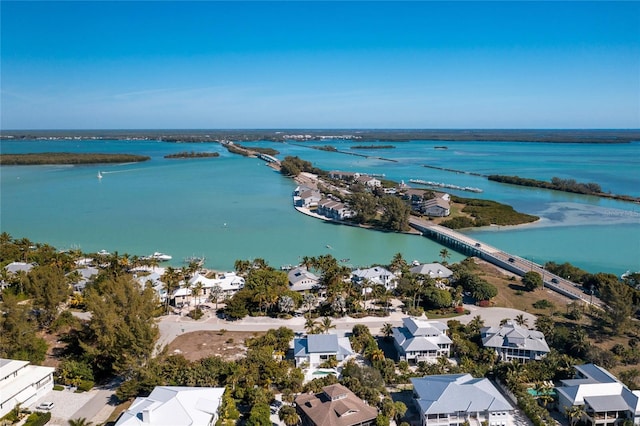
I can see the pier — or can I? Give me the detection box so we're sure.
[409,216,604,308]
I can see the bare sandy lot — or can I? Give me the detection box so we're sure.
[166,330,265,361]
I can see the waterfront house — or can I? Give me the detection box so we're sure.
[317,198,355,221]
[293,185,322,208]
[288,266,320,292]
[0,358,54,418]
[393,317,452,363]
[556,363,640,425]
[351,266,398,292]
[409,263,454,283]
[1,262,35,291]
[481,320,550,362]
[114,386,225,426]
[188,271,245,303]
[295,383,378,426]
[422,198,451,217]
[135,271,167,302]
[329,171,357,181]
[412,374,515,426]
[354,174,381,188]
[293,334,354,369]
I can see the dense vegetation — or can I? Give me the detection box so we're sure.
[3,234,640,426]
[279,156,328,177]
[164,151,220,159]
[0,152,150,165]
[488,175,640,203]
[440,196,539,229]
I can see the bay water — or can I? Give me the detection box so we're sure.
[1,138,638,275]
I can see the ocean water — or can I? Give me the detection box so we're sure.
[1,138,638,275]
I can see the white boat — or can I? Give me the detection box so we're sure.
[150,252,172,261]
[97,171,103,179]
[97,249,110,256]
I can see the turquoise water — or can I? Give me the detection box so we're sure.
[1,138,639,275]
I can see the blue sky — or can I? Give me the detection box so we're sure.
[1,1,639,129]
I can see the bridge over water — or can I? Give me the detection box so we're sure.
[409,216,604,308]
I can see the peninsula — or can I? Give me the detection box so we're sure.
[0,152,150,165]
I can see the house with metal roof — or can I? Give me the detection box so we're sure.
[293,334,354,368]
[422,198,451,217]
[392,317,452,363]
[0,358,54,418]
[409,263,454,282]
[114,386,225,426]
[556,364,640,425]
[295,383,378,426]
[351,266,398,291]
[288,266,320,292]
[411,374,515,426]
[481,320,550,362]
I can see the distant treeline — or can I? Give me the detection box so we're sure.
[164,151,220,159]
[489,175,602,194]
[0,152,150,165]
[351,145,395,150]
[488,175,640,203]
[232,144,279,156]
[3,129,639,143]
[312,145,338,152]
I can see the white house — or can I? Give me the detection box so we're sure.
[317,198,355,221]
[481,320,550,362]
[412,374,515,426]
[354,174,381,188]
[293,334,354,369]
[288,267,320,292]
[293,185,322,208]
[351,266,398,292]
[556,364,640,425]
[0,358,55,418]
[393,317,452,363]
[409,263,454,282]
[114,386,226,426]
[187,271,245,304]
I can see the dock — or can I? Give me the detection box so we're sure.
[409,216,604,308]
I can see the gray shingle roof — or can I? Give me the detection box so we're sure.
[481,321,550,353]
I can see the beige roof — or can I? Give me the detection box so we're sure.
[295,384,377,426]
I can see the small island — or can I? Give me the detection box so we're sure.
[0,152,150,165]
[164,151,220,159]
[488,175,640,203]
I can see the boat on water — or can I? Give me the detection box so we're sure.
[143,252,172,262]
[97,171,103,179]
[409,178,483,193]
[97,249,110,256]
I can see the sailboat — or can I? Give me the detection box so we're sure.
[97,171,103,179]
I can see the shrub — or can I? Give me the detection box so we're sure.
[188,308,204,320]
[77,380,94,392]
[533,300,554,309]
[23,412,51,426]
[53,385,64,391]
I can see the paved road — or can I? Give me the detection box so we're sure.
[156,303,537,352]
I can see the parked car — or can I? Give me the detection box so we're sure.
[551,278,559,284]
[508,258,515,262]
[36,402,54,411]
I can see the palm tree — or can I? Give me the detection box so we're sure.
[565,405,584,426]
[389,252,408,274]
[192,281,204,305]
[304,317,317,334]
[381,323,394,340]
[319,316,336,334]
[209,284,223,310]
[367,347,385,364]
[467,315,485,336]
[278,295,295,314]
[302,293,316,316]
[68,418,93,426]
[514,314,529,328]
[279,405,301,426]
[439,248,450,264]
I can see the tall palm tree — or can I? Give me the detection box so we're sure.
[565,405,584,426]
[389,252,408,274]
[467,315,485,336]
[193,282,204,305]
[209,284,223,310]
[439,248,450,264]
[305,317,318,334]
[381,323,394,340]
